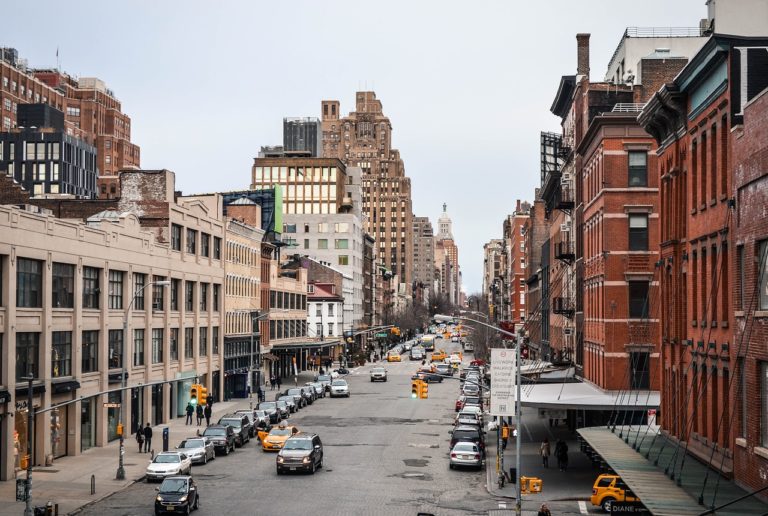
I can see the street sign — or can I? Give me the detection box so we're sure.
[490,348,516,417]
[375,333,388,338]
[103,402,121,408]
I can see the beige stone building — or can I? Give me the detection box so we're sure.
[0,189,225,480]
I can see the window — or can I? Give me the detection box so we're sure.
[82,266,100,309]
[133,329,145,366]
[212,326,220,355]
[283,224,297,233]
[628,281,649,318]
[170,328,179,361]
[108,330,123,369]
[52,262,74,308]
[200,283,209,311]
[628,214,648,251]
[328,323,334,336]
[304,239,309,249]
[213,237,222,259]
[152,329,164,364]
[316,322,323,337]
[213,284,220,312]
[762,363,768,446]
[304,224,310,233]
[185,281,195,311]
[82,330,98,373]
[186,229,197,254]
[16,333,39,380]
[335,222,349,233]
[134,273,146,310]
[201,233,210,257]
[49,331,72,378]
[152,276,166,311]
[318,239,328,249]
[185,328,194,359]
[17,258,42,308]
[630,351,650,389]
[171,224,182,251]
[328,303,335,316]
[628,151,647,186]
[170,279,180,311]
[318,223,329,233]
[315,304,322,316]
[199,327,208,357]
[338,255,349,266]
[108,270,124,309]
[760,241,768,310]
[335,239,349,249]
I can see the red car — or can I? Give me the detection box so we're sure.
[470,359,486,367]
[455,395,467,412]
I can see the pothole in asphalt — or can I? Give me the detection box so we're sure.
[408,443,439,449]
[390,471,434,481]
[414,432,439,437]
[299,416,426,427]
[324,442,387,447]
[403,459,429,467]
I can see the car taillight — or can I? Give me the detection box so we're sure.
[450,453,457,458]
[474,454,480,460]
[592,489,597,495]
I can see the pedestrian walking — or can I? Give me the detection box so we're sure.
[185,401,194,425]
[204,404,212,426]
[270,375,276,390]
[135,425,145,453]
[540,438,551,468]
[537,503,552,516]
[196,403,203,426]
[143,423,153,453]
[555,439,569,471]
[501,421,510,450]
[276,376,281,390]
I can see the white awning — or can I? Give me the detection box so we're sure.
[520,382,659,410]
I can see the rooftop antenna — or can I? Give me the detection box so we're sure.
[56,46,60,72]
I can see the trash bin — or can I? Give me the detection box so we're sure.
[162,427,169,452]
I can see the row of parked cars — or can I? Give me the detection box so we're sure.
[448,363,487,471]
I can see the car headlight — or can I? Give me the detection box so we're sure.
[302,457,311,463]
[277,456,284,463]
[156,495,164,502]
[179,495,187,502]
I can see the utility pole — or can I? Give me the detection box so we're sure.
[515,327,523,515]
[22,375,34,516]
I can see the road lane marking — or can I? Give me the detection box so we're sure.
[578,500,588,514]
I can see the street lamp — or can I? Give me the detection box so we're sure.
[249,311,271,401]
[434,313,523,515]
[117,280,170,480]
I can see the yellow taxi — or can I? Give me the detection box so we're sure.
[387,353,401,362]
[590,474,640,512]
[258,423,299,451]
[430,350,448,362]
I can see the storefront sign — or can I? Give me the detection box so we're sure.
[490,348,516,417]
[609,501,649,514]
[103,402,121,408]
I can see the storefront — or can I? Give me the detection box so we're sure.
[151,384,164,426]
[131,386,145,435]
[80,397,96,452]
[106,391,122,442]
[175,373,196,418]
[49,407,67,459]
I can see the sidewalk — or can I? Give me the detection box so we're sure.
[0,370,324,515]
[485,412,596,504]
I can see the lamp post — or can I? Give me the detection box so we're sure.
[118,280,170,481]
[21,374,34,516]
[434,313,523,515]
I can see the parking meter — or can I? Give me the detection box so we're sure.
[162,427,169,452]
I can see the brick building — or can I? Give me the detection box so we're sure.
[523,193,550,359]
[502,201,530,326]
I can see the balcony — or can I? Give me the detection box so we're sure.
[552,296,575,317]
[557,186,575,210]
[554,238,575,263]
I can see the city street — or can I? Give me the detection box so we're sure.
[77,341,498,516]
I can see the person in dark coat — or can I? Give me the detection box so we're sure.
[185,402,194,425]
[555,439,569,471]
[196,403,204,426]
[537,503,552,516]
[270,375,276,390]
[135,425,145,452]
[276,376,281,389]
[143,423,153,453]
[204,404,212,426]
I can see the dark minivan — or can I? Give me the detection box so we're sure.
[217,414,251,447]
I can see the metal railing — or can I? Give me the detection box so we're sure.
[612,103,647,113]
[625,26,705,38]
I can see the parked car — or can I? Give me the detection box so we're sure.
[449,425,485,456]
[463,395,484,410]
[176,437,215,465]
[258,401,282,424]
[202,425,236,455]
[462,382,481,396]
[590,474,641,512]
[330,379,350,397]
[278,395,298,413]
[435,363,453,377]
[286,388,306,409]
[233,410,259,437]
[258,423,300,451]
[146,451,192,481]
[370,366,388,382]
[217,414,251,447]
[455,395,467,412]
[315,374,333,391]
[275,399,291,419]
[300,385,317,403]
[307,381,326,398]
[252,409,272,432]
[154,475,199,515]
[276,433,324,474]
[449,441,483,470]
[455,410,482,429]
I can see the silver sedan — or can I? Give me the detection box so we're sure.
[449,441,482,470]
[176,437,215,465]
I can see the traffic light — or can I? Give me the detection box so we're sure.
[411,380,420,399]
[190,384,200,406]
[199,386,208,406]
[419,380,429,399]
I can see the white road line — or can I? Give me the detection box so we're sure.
[578,500,588,514]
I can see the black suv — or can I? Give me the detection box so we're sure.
[276,433,324,474]
[217,414,251,447]
[449,425,485,456]
[202,425,235,455]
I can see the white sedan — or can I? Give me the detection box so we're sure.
[146,451,192,481]
[330,379,350,397]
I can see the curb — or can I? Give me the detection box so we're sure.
[67,476,145,515]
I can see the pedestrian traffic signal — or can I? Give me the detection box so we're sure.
[199,386,208,406]
[190,384,200,406]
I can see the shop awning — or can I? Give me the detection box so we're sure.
[270,339,341,352]
[520,381,659,410]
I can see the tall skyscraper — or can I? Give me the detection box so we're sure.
[283,117,322,156]
[413,216,435,303]
[320,92,413,286]
[434,203,461,305]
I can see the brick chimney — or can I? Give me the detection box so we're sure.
[576,33,590,77]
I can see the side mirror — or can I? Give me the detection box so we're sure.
[448,430,453,435]
[155,487,160,492]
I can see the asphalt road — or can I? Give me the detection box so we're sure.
[77,339,500,516]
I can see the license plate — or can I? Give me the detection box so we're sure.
[167,507,175,511]
[289,467,297,471]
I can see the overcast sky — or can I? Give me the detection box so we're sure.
[5,0,706,292]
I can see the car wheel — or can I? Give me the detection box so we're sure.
[185,504,191,516]
[318,457,323,469]
[310,461,316,474]
[202,453,207,465]
[601,497,616,513]
[224,444,230,456]
[449,463,454,470]
[193,494,199,510]
[276,467,283,475]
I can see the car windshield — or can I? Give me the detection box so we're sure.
[332,380,347,386]
[254,410,267,417]
[317,375,331,382]
[270,428,292,436]
[179,439,204,449]
[279,396,293,402]
[204,428,226,436]
[371,368,385,373]
[159,478,188,493]
[283,439,312,450]
[458,412,478,419]
[454,443,478,452]
[219,419,241,428]
[153,454,180,463]
[260,402,276,410]
[288,389,302,395]
[276,401,287,407]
